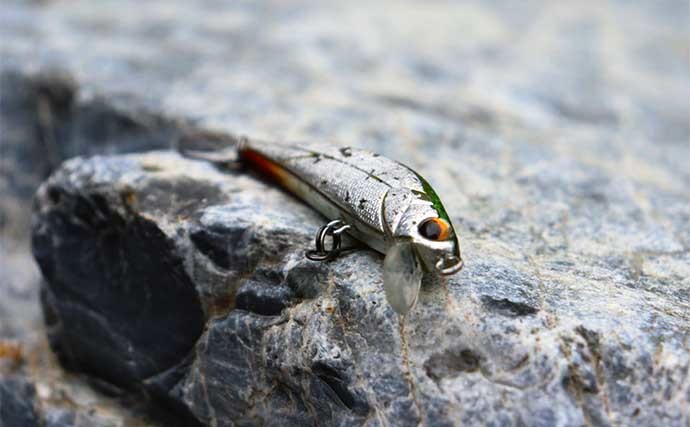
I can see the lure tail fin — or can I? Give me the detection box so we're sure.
[175,130,245,166]
[179,147,238,164]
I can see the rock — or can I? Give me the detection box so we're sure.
[30,150,690,427]
[1,0,689,426]
[0,376,40,427]
[0,71,183,427]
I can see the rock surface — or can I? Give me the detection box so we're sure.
[1,0,689,426]
[29,147,690,426]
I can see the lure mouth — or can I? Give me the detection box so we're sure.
[435,254,464,275]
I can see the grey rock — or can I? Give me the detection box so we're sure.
[0,376,40,427]
[0,71,186,427]
[30,150,690,427]
[1,0,688,426]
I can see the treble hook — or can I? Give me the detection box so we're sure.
[305,219,351,261]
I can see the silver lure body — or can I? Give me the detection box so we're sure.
[239,140,462,274]
[183,138,463,314]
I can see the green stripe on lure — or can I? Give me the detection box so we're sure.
[181,138,463,315]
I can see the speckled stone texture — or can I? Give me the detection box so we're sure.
[2,1,689,426]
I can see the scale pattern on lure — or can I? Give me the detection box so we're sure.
[183,138,463,315]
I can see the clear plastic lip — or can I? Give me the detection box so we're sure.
[435,255,464,275]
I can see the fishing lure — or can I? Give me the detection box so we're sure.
[182,138,463,315]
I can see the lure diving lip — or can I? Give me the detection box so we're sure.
[181,137,463,315]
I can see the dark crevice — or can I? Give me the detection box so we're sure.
[311,362,370,416]
[424,347,482,382]
[190,227,233,269]
[234,269,293,316]
[480,296,539,317]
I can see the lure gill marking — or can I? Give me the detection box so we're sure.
[181,137,463,315]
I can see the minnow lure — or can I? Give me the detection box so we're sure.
[182,138,463,315]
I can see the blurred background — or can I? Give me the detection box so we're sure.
[1,0,688,425]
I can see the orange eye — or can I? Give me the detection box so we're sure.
[418,218,450,241]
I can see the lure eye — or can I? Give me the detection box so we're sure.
[418,218,450,241]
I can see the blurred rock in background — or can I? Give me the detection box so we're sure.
[1,1,688,426]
